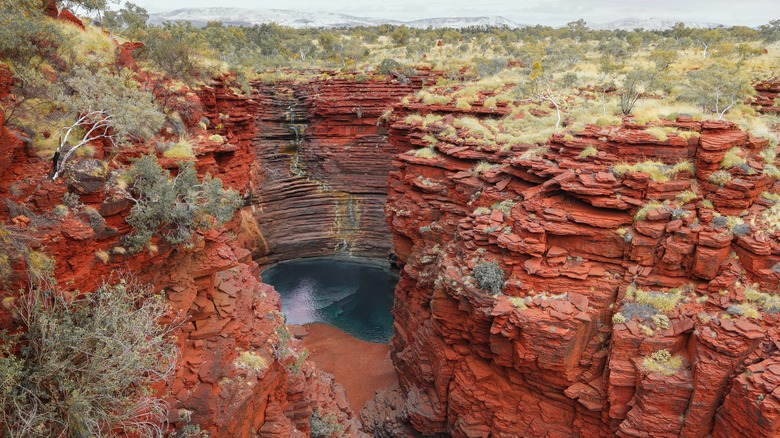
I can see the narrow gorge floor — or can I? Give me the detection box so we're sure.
[260,257,399,413]
[294,323,397,412]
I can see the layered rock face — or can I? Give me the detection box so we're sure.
[249,75,432,265]
[371,101,780,437]
[0,69,363,437]
[755,81,780,115]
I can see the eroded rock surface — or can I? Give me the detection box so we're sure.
[249,74,434,265]
[373,99,780,437]
[0,68,365,437]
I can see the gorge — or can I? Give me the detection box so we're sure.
[2,6,780,438]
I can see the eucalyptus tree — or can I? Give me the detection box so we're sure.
[51,68,164,180]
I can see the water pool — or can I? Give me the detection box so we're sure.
[261,257,397,343]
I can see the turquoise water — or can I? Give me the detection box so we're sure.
[261,258,397,343]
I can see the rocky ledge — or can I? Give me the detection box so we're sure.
[0,65,364,437]
[366,99,780,437]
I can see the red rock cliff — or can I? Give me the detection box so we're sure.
[0,70,364,436]
[249,73,434,265]
[367,99,780,437]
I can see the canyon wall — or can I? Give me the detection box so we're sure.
[249,74,433,266]
[0,66,363,437]
[366,97,780,437]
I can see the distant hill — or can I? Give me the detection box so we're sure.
[148,9,729,31]
[588,17,724,31]
[405,16,523,29]
[148,8,525,29]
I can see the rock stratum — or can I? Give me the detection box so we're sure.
[249,73,434,266]
[4,28,780,434]
[0,64,364,437]
[364,96,780,437]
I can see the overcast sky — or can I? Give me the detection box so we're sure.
[129,0,779,27]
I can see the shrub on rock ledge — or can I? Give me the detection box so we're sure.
[123,154,243,252]
[473,260,505,295]
[310,409,345,438]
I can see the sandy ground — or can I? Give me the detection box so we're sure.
[295,323,397,412]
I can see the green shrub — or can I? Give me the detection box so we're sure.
[378,58,401,75]
[0,2,60,65]
[123,154,243,252]
[141,22,204,83]
[0,279,179,437]
[310,409,345,438]
[473,260,504,295]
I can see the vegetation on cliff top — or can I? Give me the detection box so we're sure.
[1,1,780,435]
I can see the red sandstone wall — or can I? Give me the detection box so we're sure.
[249,74,434,266]
[0,66,364,436]
[369,97,780,437]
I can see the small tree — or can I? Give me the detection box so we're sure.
[58,0,119,19]
[102,2,148,39]
[690,27,725,59]
[140,22,203,83]
[51,68,164,180]
[681,61,754,119]
[0,0,61,67]
[0,278,180,437]
[596,56,620,116]
[391,25,411,46]
[529,61,563,129]
[618,69,653,116]
[759,19,780,43]
[0,0,63,129]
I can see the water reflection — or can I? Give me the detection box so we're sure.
[261,258,397,343]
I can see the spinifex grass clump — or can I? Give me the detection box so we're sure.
[612,160,694,183]
[642,349,682,376]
